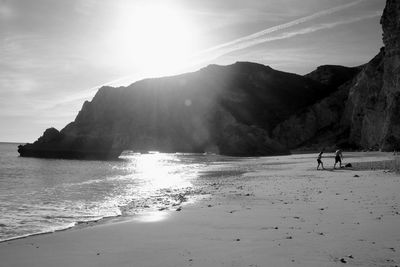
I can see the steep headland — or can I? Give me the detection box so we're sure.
[18,0,400,159]
[19,62,332,159]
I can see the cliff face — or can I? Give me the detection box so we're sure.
[342,50,385,149]
[343,0,400,150]
[19,62,331,159]
[380,0,400,150]
[273,0,400,151]
[272,65,361,149]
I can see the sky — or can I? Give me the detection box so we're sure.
[0,0,385,142]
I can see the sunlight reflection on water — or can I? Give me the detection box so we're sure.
[132,153,193,190]
[1,144,210,241]
[114,152,200,219]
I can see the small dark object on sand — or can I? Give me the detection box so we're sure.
[345,163,352,168]
[354,174,360,177]
[340,258,347,263]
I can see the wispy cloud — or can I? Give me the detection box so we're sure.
[192,0,367,64]
[236,11,381,50]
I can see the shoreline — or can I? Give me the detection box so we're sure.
[1,152,399,267]
[0,186,207,244]
[0,154,395,240]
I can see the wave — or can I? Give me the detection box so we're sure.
[0,222,77,243]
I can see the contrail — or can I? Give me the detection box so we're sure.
[193,11,380,65]
[197,0,365,56]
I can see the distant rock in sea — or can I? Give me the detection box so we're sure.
[18,0,400,159]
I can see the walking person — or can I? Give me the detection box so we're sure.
[317,149,325,170]
[333,149,343,169]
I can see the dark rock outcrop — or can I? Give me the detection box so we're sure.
[19,62,331,159]
[305,65,362,88]
[272,65,361,149]
[18,127,123,160]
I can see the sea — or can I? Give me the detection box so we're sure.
[0,142,246,242]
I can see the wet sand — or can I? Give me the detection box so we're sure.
[1,152,399,267]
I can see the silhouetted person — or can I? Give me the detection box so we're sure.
[317,150,324,170]
[333,149,343,169]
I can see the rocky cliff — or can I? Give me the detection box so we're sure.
[343,0,400,150]
[18,0,400,159]
[272,0,400,151]
[19,62,332,159]
[342,50,385,149]
[272,65,361,149]
[379,0,400,150]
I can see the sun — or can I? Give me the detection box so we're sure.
[107,2,198,77]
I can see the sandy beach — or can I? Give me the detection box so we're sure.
[1,152,399,267]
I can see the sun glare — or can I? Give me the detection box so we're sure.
[108,3,198,76]
[134,153,192,190]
